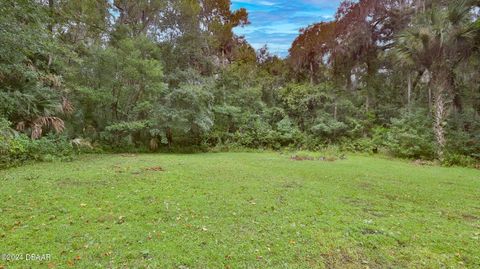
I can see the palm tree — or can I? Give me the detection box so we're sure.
[394,0,479,160]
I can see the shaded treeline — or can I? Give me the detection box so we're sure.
[0,0,479,166]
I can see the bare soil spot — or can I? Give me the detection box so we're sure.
[96,214,115,223]
[361,228,384,235]
[362,207,385,217]
[291,155,315,161]
[290,155,339,162]
[384,193,399,201]
[343,197,370,207]
[143,166,164,172]
[120,154,137,157]
[281,181,303,189]
[462,213,479,222]
[319,248,377,269]
[57,178,108,187]
[357,181,374,190]
[412,159,434,166]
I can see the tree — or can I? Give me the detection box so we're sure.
[0,0,70,139]
[394,0,479,159]
[71,35,165,145]
[289,22,336,84]
[152,84,214,146]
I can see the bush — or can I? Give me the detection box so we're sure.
[1,119,75,169]
[442,153,476,167]
[445,109,480,160]
[341,138,377,153]
[27,135,75,161]
[382,110,436,159]
[288,148,344,161]
[310,118,348,140]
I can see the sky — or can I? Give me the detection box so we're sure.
[231,0,342,57]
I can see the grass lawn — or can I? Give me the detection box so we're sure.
[0,152,479,268]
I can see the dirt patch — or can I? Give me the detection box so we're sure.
[462,214,479,222]
[320,249,354,269]
[357,181,374,190]
[440,211,479,222]
[112,165,126,173]
[362,207,386,217]
[412,159,434,166]
[57,178,108,187]
[143,166,164,172]
[281,181,303,189]
[321,156,338,162]
[120,154,137,157]
[291,155,315,161]
[96,214,115,223]
[383,193,399,201]
[319,248,378,269]
[361,228,384,235]
[290,155,338,162]
[343,197,369,207]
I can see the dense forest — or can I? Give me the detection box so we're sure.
[1,0,479,168]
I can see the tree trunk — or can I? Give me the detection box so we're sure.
[333,100,338,121]
[309,62,314,85]
[431,68,453,161]
[428,87,432,111]
[47,0,54,69]
[407,73,412,108]
[166,127,173,147]
[222,50,225,68]
[453,91,463,114]
[365,94,370,113]
[433,92,447,160]
[48,0,54,32]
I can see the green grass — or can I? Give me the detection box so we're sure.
[0,153,479,268]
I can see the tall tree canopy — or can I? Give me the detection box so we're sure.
[1,0,479,166]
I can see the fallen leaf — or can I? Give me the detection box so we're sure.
[117,216,126,224]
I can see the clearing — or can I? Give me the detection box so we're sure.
[0,153,479,268]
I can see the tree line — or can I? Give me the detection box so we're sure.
[1,0,479,167]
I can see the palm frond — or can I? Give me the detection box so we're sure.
[61,97,74,115]
[33,116,65,134]
[448,0,471,25]
[17,117,66,139]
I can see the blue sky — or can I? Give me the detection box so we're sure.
[231,0,341,57]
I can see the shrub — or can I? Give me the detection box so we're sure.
[27,135,75,161]
[445,109,480,160]
[383,110,436,159]
[310,114,348,140]
[1,119,75,169]
[442,153,476,167]
[289,148,344,161]
[342,138,377,153]
[275,116,302,147]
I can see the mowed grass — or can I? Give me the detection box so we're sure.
[0,153,479,268]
